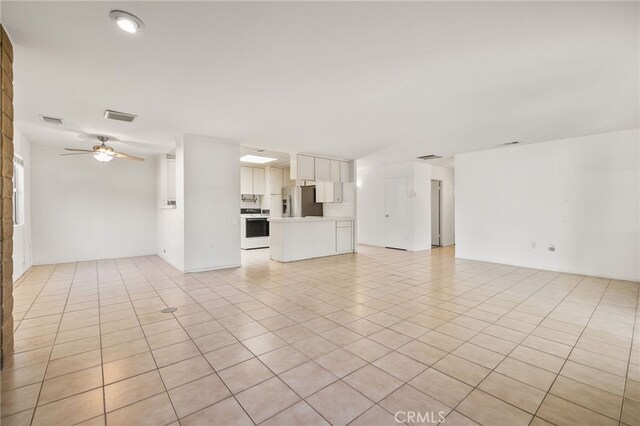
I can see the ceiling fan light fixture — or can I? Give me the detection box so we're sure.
[94,152,114,162]
[109,10,145,34]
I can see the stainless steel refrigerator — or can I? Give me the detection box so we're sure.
[283,186,323,217]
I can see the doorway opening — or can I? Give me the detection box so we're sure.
[385,177,407,250]
[431,180,441,247]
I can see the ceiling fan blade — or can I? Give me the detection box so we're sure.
[64,148,94,153]
[61,152,93,156]
[113,152,144,162]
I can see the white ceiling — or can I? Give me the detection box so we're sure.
[4,1,638,163]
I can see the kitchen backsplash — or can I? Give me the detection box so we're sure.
[323,202,355,218]
[323,183,356,218]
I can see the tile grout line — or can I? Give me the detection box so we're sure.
[528,278,614,425]
[10,266,56,350]
[175,252,555,424]
[4,248,637,426]
[28,261,79,426]
[96,260,107,424]
[160,251,611,425]
[127,256,259,425]
[108,258,182,425]
[616,282,640,426]
[143,255,370,425]
[384,270,592,424]
[0,262,596,422]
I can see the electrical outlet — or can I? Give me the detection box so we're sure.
[531,242,536,249]
[211,242,216,250]
[548,244,556,252]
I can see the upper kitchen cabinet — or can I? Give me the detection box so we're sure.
[315,157,331,182]
[340,161,351,183]
[296,154,315,180]
[268,167,283,194]
[241,166,265,195]
[330,160,340,183]
[291,154,352,183]
[315,182,343,203]
[241,167,254,194]
[253,168,265,195]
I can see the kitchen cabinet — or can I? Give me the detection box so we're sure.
[330,160,340,183]
[269,218,355,262]
[291,154,352,183]
[241,167,254,194]
[315,182,325,203]
[340,161,351,183]
[297,155,315,180]
[253,168,265,195]
[241,166,265,195]
[334,183,343,203]
[269,167,283,194]
[315,182,343,203]
[315,157,331,182]
[336,221,353,253]
[325,182,335,202]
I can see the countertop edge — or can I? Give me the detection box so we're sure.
[269,217,355,223]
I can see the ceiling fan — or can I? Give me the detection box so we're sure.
[62,136,144,162]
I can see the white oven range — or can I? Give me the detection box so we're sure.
[240,208,269,249]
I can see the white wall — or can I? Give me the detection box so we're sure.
[182,135,240,272]
[31,145,157,264]
[13,129,32,281]
[455,128,640,281]
[357,161,432,251]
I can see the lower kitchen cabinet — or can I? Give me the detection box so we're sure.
[336,221,353,253]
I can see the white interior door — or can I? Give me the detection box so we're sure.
[431,180,441,246]
[385,177,407,249]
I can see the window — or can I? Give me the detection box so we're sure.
[13,156,24,226]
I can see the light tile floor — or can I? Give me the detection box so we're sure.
[1,246,639,426]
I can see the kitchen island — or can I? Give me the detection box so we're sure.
[268,217,355,262]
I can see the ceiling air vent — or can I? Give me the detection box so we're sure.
[417,155,442,160]
[498,141,520,146]
[104,109,137,123]
[42,116,63,125]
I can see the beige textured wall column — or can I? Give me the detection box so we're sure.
[0,24,14,369]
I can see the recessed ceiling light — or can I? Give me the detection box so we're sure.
[240,155,277,164]
[109,10,145,34]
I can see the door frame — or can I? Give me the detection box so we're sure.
[384,177,407,250]
[431,179,442,247]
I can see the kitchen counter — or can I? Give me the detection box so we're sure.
[268,216,355,223]
[269,217,355,262]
